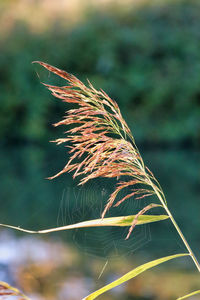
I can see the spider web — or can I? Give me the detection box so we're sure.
[56,177,153,259]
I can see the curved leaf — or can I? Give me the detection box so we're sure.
[0,214,169,234]
[83,253,189,300]
[177,290,200,300]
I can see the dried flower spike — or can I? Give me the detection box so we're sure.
[34,61,164,227]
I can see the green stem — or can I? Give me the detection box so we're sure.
[133,147,200,272]
[163,203,200,272]
[152,183,200,272]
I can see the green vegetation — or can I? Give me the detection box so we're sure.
[1,0,200,145]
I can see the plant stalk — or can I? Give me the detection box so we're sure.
[163,203,200,272]
[152,183,200,272]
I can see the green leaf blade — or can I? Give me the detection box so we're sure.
[116,214,169,226]
[177,290,200,300]
[0,214,169,234]
[83,253,189,300]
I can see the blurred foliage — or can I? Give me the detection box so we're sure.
[0,0,200,146]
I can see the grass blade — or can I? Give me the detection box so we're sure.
[177,290,200,300]
[0,214,169,234]
[83,253,189,300]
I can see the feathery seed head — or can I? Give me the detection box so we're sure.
[35,61,157,219]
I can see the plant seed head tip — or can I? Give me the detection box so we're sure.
[32,60,41,65]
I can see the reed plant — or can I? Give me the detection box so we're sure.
[36,61,200,300]
[1,62,199,299]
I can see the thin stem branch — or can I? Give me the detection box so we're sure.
[163,204,200,272]
[150,179,200,272]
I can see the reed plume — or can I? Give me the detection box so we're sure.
[34,61,165,238]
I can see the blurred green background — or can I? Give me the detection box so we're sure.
[0,0,200,299]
